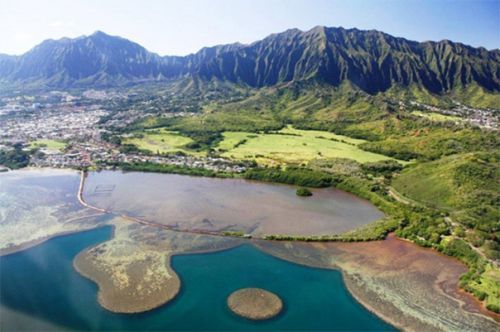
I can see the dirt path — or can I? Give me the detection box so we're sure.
[387,186,419,205]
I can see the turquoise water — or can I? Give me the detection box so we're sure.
[0,227,395,331]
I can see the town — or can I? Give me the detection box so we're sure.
[407,100,499,129]
[1,88,498,173]
[0,89,247,173]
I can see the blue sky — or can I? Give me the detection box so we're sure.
[1,0,498,55]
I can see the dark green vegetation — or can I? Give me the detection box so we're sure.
[113,162,222,178]
[360,126,498,161]
[393,153,499,238]
[392,152,499,311]
[244,167,335,188]
[0,144,30,169]
[361,160,403,176]
[296,187,313,197]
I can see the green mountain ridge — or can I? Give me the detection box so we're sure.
[0,26,498,105]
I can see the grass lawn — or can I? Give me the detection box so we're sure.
[279,126,366,145]
[123,129,201,155]
[217,126,401,165]
[30,139,67,151]
[411,111,463,123]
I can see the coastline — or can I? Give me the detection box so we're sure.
[341,271,425,332]
[339,255,499,332]
[76,168,500,325]
[0,219,102,257]
[2,167,498,328]
[253,235,500,331]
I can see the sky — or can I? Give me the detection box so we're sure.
[0,0,499,56]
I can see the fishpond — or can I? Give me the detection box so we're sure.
[83,170,384,236]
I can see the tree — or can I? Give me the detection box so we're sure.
[296,187,313,197]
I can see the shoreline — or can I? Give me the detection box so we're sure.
[341,271,416,332]
[253,235,500,331]
[249,240,412,331]
[2,167,498,328]
[76,168,500,323]
[0,222,102,257]
[339,250,499,332]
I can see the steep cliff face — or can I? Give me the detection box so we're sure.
[186,26,499,93]
[0,27,498,94]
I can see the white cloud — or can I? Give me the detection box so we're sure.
[11,32,31,42]
[49,20,76,29]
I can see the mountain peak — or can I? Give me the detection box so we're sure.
[88,30,118,41]
[90,30,110,37]
[310,25,327,33]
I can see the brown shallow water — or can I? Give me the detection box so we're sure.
[82,171,384,236]
[255,234,499,331]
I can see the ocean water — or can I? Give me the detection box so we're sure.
[0,227,394,331]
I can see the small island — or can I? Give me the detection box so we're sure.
[227,288,283,320]
[296,187,313,197]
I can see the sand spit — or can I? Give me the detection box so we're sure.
[74,217,243,313]
[227,288,283,320]
[255,234,499,332]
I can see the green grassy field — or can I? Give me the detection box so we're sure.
[123,129,201,155]
[280,126,366,145]
[217,126,401,165]
[392,153,498,211]
[30,139,67,151]
[360,126,498,161]
[392,155,460,209]
[411,111,463,123]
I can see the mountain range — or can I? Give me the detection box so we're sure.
[0,26,499,96]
